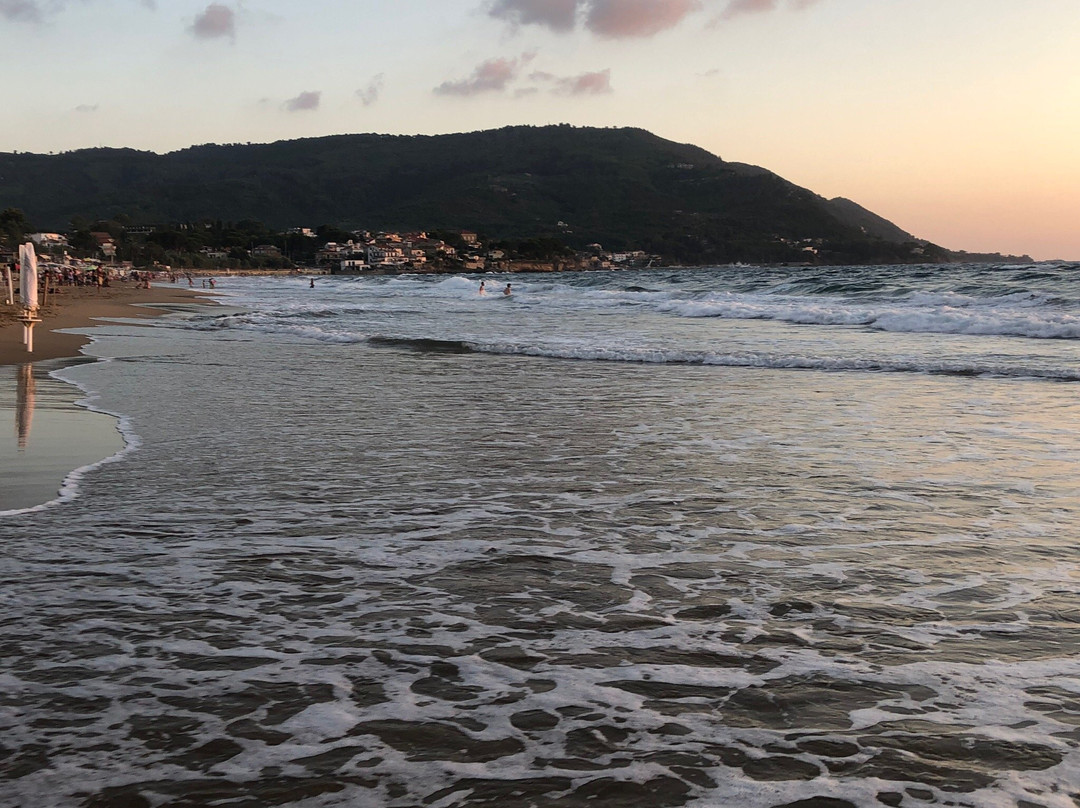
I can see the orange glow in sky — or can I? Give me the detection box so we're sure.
[2,0,1077,259]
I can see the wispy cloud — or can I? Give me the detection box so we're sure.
[357,74,385,107]
[190,3,235,41]
[530,67,614,96]
[1,0,43,23]
[715,0,821,22]
[486,0,822,36]
[486,0,700,38]
[487,0,579,32]
[284,91,321,112]
[75,104,99,113]
[2,0,161,23]
[717,0,774,19]
[557,68,613,94]
[533,68,613,95]
[434,53,536,97]
[585,0,701,38]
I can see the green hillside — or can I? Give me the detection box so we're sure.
[0,125,944,264]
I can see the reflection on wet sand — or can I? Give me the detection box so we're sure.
[0,360,124,513]
[16,362,34,450]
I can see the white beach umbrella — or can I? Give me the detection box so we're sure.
[19,242,39,310]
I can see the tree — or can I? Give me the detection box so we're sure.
[69,229,98,253]
[0,208,32,248]
[316,224,355,244]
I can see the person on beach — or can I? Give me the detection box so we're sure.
[503,283,512,296]
[479,281,486,296]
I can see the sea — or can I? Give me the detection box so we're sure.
[2,262,1080,808]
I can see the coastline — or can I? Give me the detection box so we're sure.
[0,283,215,366]
[0,283,217,514]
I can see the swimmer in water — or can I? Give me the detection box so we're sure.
[503,283,512,296]
[479,280,486,296]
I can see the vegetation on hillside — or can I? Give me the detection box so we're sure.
[0,126,962,265]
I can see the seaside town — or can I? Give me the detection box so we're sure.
[0,209,660,282]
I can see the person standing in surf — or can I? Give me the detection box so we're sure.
[503,283,512,296]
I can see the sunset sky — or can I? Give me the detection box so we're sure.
[2,0,1077,260]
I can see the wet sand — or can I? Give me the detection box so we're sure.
[0,283,217,512]
[0,283,214,366]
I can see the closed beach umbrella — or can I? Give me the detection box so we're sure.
[19,242,38,310]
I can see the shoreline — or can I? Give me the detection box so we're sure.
[1,283,217,513]
[0,283,215,366]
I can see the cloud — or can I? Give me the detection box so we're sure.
[717,0,774,19]
[487,0,580,32]
[584,0,701,38]
[3,0,157,22]
[284,91,320,112]
[554,68,613,95]
[356,74,384,107]
[530,68,614,96]
[716,0,821,21]
[1,0,43,22]
[434,53,535,97]
[75,104,99,113]
[189,3,235,40]
[487,0,823,36]
[486,0,700,38]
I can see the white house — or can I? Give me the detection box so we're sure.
[30,233,68,248]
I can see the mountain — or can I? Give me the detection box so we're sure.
[824,197,918,243]
[0,125,944,264]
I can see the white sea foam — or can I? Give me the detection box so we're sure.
[4,265,1080,807]
[194,267,1080,387]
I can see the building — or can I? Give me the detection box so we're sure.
[366,244,408,267]
[91,232,117,259]
[30,233,69,248]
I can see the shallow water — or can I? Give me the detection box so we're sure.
[0,359,125,514]
[2,265,1079,807]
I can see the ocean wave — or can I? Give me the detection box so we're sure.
[663,296,1080,339]
[423,341,1080,381]
[368,336,477,353]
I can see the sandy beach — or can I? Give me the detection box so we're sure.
[0,282,214,366]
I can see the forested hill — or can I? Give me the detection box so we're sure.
[1,125,945,264]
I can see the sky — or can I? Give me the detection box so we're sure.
[2,0,1078,260]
